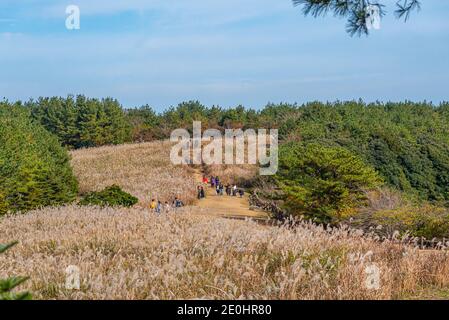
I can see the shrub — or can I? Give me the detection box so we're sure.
[371,205,449,239]
[276,142,382,224]
[0,242,31,300]
[0,103,78,215]
[79,185,138,208]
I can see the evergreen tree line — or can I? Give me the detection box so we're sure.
[126,100,449,204]
[3,97,449,215]
[27,95,131,149]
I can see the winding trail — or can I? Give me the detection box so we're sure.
[193,170,269,221]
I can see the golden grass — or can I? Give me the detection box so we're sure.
[1,206,449,300]
[70,141,197,206]
[2,141,449,300]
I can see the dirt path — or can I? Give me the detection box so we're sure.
[193,170,269,221]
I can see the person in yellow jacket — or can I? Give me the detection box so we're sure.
[150,199,157,210]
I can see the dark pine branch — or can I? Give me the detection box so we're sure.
[293,0,420,36]
[395,0,421,21]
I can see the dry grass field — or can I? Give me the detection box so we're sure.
[70,141,198,206]
[1,141,449,300]
[1,206,449,300]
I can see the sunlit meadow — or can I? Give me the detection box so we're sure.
[1,141,449,300]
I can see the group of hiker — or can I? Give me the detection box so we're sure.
[149,197,184,214]
[149,174,246,213]
[198,175,244,199]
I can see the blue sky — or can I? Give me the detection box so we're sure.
[0,0,448,110]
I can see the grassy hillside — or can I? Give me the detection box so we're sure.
[70,141,197,207]
[0,141,449,299]
[2,98,449,299]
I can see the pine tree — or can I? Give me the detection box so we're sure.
[76,96,99,148]
[292,0,421,36]
[0,102,78,214]
[276,142,383,224]
[103,98,131,145]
